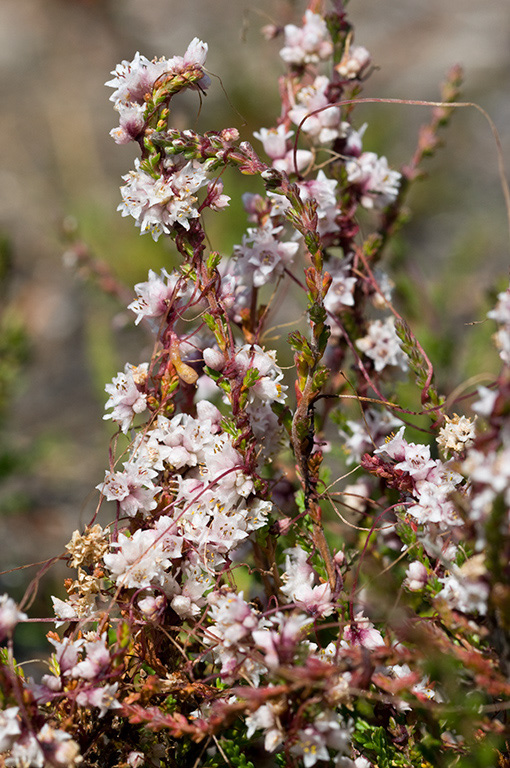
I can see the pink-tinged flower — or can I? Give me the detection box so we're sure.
[374,425,407,462]
[97,462,160,518]
[181,37,208,68]
[346,152,401,209]
[408,476,462,528]
[127,752,145,768]
[489,288,510,362]
[233,344,287,404]
[245,702,284,752]
[207,590,260,648]
[70,635,111,680]
[323,263,357,313]
[76,683,122,718]
[103,528,173,591]
[299,171,339,235]
[342,412,403,465]
[342,612,383,649]
[280,10,334,65]
[0,594,27,640]
[110,102,146,144]
[253,612,310,669]
[206,179,230,210]
[405,561,428,591]
[106,51,169,105]
[47,636,84,676]
[343,122,368,158]
[138,594,165,622]
[106,39,209,108]
[253,125,293,160]
[292,582,335,618]
[356,317,408,372]
[289,76,346,144]
[290,711,352,767]
[336,45,371,79]
[170,562,214,619]
[253,126,312,174]
[118,158,209,241]
[438,566,489,616]
[0,706,21,752]
[128,268,186,326]
[394,443,436,482]
[233,223,299,288]
[204,590,266,683]
[103,362,148,434]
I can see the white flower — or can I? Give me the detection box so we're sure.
[76,683,122,718]
[280,546,314,597]
[0,707,21,753]
[336,45,371,79]
[106,39,209,107]
[103,362,148,434]
[253,125,313,174]
[356,317,408,372]
[6,734,45,768]
[118,158,208,241]
[291,711,352,767]
[253,125,293,160]
[280,11,333,65]
[405,561,428,591]
[233,223,299,288]
[245,702,284,752]
[51,596,79,623]
[488,286,510,363]
[299,171,340,236]
[110,102,146,144]
[97,462,160,518]
[471,385,497,417]
[342,612,383,649]
[438,565,489,615]
[324,262,357,313]
[346,152,401,209]
[0,594,27,640]
[103,528,173,591]
[437,414,477,457]
[234,344,287,404]
[106,51,169,105]
[289,76,346,144]
[128,268,185,325]
[341,410,403,465]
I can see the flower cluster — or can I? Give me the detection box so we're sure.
[1,3,509,768]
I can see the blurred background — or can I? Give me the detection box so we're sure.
[0,0,508,656]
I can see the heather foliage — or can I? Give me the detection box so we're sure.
[2,3,510,767]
